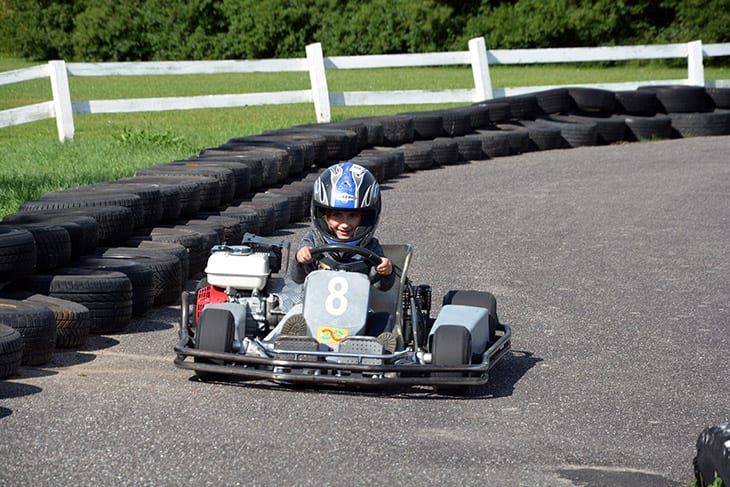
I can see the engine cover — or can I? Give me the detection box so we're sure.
[205,245,269,290]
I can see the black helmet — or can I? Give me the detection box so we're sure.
[311,162,381,246]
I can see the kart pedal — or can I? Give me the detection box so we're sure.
[338,337,384,365]
[273,336,319,362]
[280,313,308,336]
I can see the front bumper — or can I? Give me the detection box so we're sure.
[174,323,512,388]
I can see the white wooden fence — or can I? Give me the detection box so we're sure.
[1,37,729,142]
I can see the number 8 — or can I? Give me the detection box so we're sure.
[325,276,348,316]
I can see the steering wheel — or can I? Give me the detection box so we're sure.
[309,244,383,282]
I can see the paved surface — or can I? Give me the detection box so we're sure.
[1,136,728,486]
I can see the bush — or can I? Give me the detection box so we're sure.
[1,0,729,62]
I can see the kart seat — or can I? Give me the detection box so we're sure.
[369,244,413,336]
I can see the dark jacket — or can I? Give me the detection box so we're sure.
[289,229,395,291]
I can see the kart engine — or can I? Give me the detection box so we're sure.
[193,234,290,342]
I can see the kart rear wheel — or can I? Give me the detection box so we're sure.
[442,290,497,343]
[431,325,471,394]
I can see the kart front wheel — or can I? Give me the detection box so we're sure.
[431,325,471,394]
[443,290,497,343]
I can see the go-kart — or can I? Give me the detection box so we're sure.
[174,233,511,391]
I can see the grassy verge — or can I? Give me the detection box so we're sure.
[1,56,728,218]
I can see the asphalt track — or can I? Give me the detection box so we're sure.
[1,136,728,486]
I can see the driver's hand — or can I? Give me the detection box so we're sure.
[296,246,313,264]
[376,257,393,276]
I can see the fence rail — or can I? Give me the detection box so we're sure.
[1,38,729,142]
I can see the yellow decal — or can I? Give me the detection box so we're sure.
[317,326,348,344]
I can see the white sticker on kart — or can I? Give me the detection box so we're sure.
[303,270,369,333]
[325,276,349,316]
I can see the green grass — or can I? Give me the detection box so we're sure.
[1,56,728,217]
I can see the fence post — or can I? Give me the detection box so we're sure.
[48,60,75,142]
[687,40,704,86]
[468,37,493,101]
[306,43,331,123]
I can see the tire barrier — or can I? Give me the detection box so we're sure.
[1,84,729,376]
[694,423,729,487]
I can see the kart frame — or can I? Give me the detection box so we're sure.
[173,243,512,388]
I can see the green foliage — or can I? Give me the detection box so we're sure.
[2,0,728,62]
[687,472,724,487]
[71,0,149,61]
[316,0,458,55]
[112,124,194,153]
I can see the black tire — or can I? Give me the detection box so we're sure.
[0,223,72,273]
[135,166,223,210]
[614,90,658,116]
[706,87,730,109]
[453,135,486,161]
[639,85,708,113]
[342,117,386,148]
[3,212,99,259]
[2,292,90,348]
[567,87,616,114]
[123,175,205,219]
[251,193,291,228]
[502,94,539,120]
[428,138,460,166]
[0,226,37,285]
[134,227,209,277]
[350,155,387,182]
[443,289,498,344]
[21,192,144,231]
[216,207,262,236]
[431,325,472,394]
[400,112,444,140]
[481,100,512,124]
[38,189,146,229]
[102,243,185,304]
[668,111,730,138]
[517,122,565,151]
[465,103,492,130]
[194,151,266,191]
[362,115,415,147]
[534,118,599,148]
[550,114,627,145]
[90,182,165,227]
[329,120,372,152]
[266,188,307,224]
[0,323,23,378]
[471,132,512,158]
[367,148,405,180]
[225,136,304,177]
[694,423,730,487]
[534,88,574,115]
[495,125,533,154]
[163,161,236,205]
[17,207,135,245]
[431,325,471,366]
[185,215,243,246]
[435,107,471,137]
[178,221,224,248]
[0,298,56,365]
[398,143,434,172]
[230,201,276,236]
[14,269,133,334]
[612,114,673,141]
[74,257,156,317]
[109,179,183,223]
[178,159,251,199]
[284,126,360,161]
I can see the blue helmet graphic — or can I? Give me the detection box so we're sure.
[311,162,381,246]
